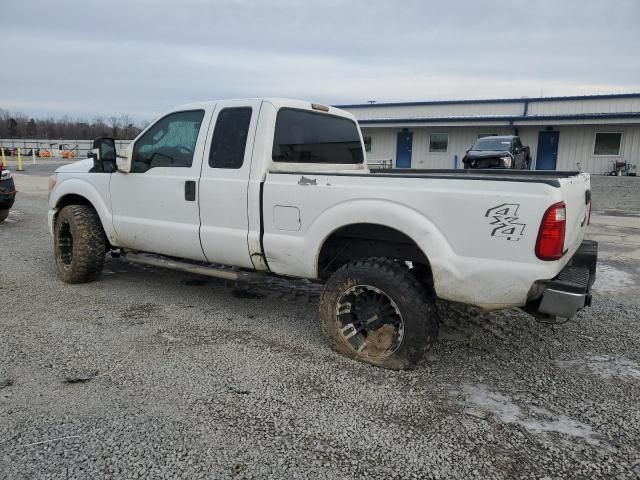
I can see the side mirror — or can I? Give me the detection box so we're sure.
[91,137,117,173]
[116,143,133,173]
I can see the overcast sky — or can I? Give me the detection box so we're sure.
[1,0,639,121]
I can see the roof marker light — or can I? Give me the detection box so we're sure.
[311,103,330,112]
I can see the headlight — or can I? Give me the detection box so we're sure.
[48,174,57,200]
[500,156,513,168]
[0,169,10,180]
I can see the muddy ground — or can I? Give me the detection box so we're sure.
[1,168,639,479]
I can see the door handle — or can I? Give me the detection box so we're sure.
[185,180,196,201]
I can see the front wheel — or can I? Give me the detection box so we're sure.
[319,258,439,370]
[0,209,9,222]
[54,205,106,283]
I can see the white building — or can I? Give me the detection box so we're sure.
[338,93,640,174]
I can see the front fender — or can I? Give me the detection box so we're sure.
[50,176,116,243]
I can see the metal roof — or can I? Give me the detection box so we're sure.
[358,112,640,125]
[336,92,640,109]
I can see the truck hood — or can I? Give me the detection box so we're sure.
[55,158,94,173]
[465,150,511,159]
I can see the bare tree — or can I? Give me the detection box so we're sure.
[0,109,144,140]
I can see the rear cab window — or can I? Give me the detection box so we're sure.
[272,108,363,164]
[209,107,252,169]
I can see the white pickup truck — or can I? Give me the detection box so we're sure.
[48,98,597,369]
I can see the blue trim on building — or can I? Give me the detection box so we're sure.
[358,112,640,125]
[336,92,640,109]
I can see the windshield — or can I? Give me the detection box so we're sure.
[472,137,512,151]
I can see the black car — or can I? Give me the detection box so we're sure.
[462,135,530,169]
[0,163,16,222]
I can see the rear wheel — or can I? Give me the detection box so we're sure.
[54,205,106,283]
[0,209,8,222]
[319,257,439,369]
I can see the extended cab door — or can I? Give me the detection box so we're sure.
[198,99,262,268]
[109,108,212,260]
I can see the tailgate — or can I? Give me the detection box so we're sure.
[558,172,591,258]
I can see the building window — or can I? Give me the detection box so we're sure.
[363,136,372,152]
[593,132,622,156]
[429,133,448,153]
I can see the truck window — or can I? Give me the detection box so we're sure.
[272,108,363,164]
[209,107,252,169]
[132,110,205,173]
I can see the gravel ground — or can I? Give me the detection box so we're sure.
[1,173,639,479]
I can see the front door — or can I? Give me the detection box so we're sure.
[395,131,413,168]
[110,108,213,260]
[536,131,559,170]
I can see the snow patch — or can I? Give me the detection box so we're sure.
[462,384,604,445]
[559,355,640,381]
[593,264,635,293]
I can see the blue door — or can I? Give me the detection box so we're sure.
[396,131,413,168]
[536,131,559,170]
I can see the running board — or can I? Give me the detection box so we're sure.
[122,252,263,283]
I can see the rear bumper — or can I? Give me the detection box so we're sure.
[527,240,598,319]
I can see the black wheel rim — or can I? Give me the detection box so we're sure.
[335,285,405,359]
[58,220,74,266]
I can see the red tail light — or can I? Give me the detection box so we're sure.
[536,201,566,260]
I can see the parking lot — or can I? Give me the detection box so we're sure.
[1,162,639,479]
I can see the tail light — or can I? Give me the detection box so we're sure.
[536,201,566,260]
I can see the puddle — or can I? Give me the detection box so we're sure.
[461,384,606,445]
[160,332,182,343]
[593,263,636,293]
[182,278,209,287]
[558,355,640,381]
[232,289,266,299]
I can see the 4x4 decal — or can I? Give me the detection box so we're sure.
[485,204,526,241]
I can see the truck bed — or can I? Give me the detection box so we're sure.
[263,168,591,309]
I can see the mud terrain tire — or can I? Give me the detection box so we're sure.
[319,257,439,370]
[54,205,106,283]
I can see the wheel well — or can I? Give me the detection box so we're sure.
[56,194,93,210]
[317,223,433,284]
[55,194,111,250]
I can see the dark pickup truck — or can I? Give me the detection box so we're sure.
[462,135,530,169]
[0,164,16,222]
